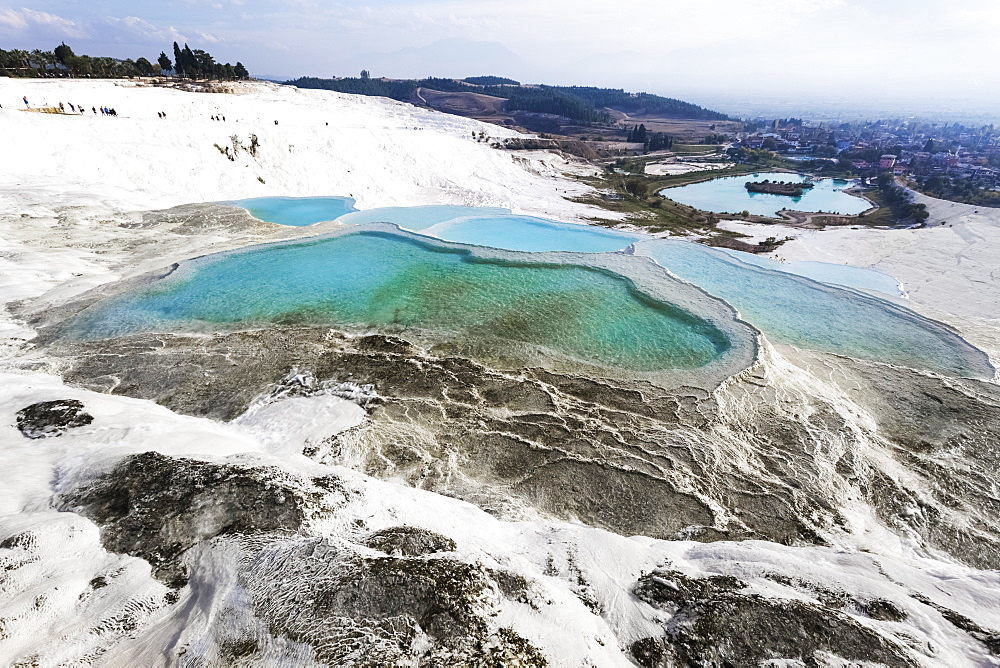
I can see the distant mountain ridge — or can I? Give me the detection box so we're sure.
[284,76,731,124]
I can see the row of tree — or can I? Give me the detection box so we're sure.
[875,172,930,222]
[623,125,674,152]
[917,174,1000,208]
[170,42,248,80]
[0,42,248,81]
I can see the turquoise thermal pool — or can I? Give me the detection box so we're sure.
[336,205,513,230]
[70,229,737,373]
[634,239,992,378]
[420,215,643,253]
[163,197,994,380]
[339,206,642,252]
[229,196,358,226]
[660,172,871,217]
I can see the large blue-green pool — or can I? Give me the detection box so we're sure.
[71,231,732,372]
[103,195,991,380]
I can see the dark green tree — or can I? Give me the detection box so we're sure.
[181,44,197,77]
[172,42,183,75]
[54,42,74,64]
[158,51,172,73]
[192,49,214,77]
[234,62,249,79]
[135,57,154,76]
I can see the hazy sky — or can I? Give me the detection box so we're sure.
[2,0,997,108]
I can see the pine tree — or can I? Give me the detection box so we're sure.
[158,51,172,73]
[182,44,196,78]
[173,42,183,76]
[234,62,249,79]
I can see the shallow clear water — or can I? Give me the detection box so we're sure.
[229,196,357,226]
[422,215,643,253]
[717,248,902,296]
[661,172,870,217]
[636,239,992,378]
[73,231,732,372]
[336,205,512,230]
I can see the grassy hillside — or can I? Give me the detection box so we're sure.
[285,76,730,124]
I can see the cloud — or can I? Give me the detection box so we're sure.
[0,6,88,39]
[102,15,187,44]
[195,30,222,43]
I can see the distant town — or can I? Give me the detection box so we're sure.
[730,118,1000,206]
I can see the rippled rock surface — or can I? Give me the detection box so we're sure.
[47,328,1000,573]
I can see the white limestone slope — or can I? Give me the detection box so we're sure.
[0,78,594,217]
[1,79,999,666]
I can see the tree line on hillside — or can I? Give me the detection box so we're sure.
[0,42,248,80]
[549,86,730,121]
[169,42,248,80]
[286,75,730,124]
[625,124,674,151]
[463,75,519,86]
[287,75,609,123]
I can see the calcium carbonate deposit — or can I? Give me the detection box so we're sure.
[2,78,1000,667]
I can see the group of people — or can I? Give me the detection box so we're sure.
[157,111,168,119]
[210,114,226,121]
[52,100,118,116]
[18,95,126,116]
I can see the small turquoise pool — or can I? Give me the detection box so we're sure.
[421,215,643,253]
[336,205,512,230]
[229,196,357,226]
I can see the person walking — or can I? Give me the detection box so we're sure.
[23,96,29,107]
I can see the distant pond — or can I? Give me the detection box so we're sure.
[660,172,871,217]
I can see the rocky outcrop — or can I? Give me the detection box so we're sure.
[631,569,917,667]
[54,451,548,666]
[364,526,457,557]
[58,451,311,587]
[16,399,93,439]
